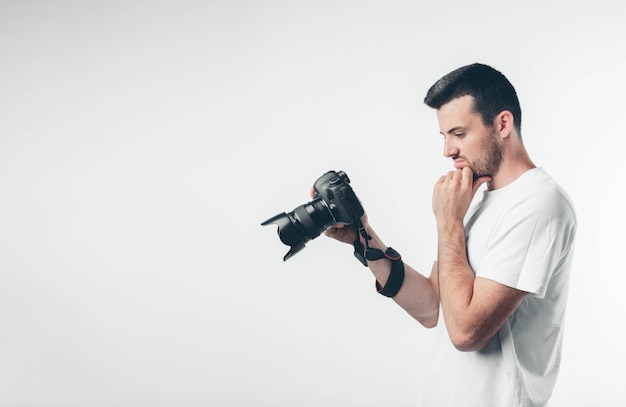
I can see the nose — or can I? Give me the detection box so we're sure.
[443,136,460,158]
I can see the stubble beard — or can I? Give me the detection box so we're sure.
[469,129,503,180]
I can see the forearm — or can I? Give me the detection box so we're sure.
[436,220,482,348]
[364,226,440,328]
[437,221,474,312]
[436,219,530,351]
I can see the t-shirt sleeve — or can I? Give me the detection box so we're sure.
[475,190,576,298]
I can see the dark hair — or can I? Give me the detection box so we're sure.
[424,63,522,135]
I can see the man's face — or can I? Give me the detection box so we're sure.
[436,95,502,178]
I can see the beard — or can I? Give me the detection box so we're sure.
[468,129,503,179]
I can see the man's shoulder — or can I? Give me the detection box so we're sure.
[523,168,575,214]
[501,169,577,236]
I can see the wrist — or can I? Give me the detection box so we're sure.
[360,225,385,250]
[366,247,405,297]
[436,219,464,236]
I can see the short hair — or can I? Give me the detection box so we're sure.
[424,63,522,135]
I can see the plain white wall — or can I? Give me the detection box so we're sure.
[1,1,624,406]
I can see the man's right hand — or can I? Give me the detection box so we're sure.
[310,187,369,245]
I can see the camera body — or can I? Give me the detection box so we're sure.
[262,170,364,261]
[313,170,364,226]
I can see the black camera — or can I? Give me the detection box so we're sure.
[261,170,364,261]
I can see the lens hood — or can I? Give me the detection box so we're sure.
[261,212,307,261]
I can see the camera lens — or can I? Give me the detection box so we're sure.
[261,197,334,261]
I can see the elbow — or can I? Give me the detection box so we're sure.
[451,338,481,352]
[417,309,439,329]
[448,329,489,352]
[420,317,438,329]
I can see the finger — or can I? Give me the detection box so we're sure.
[444,170,458,184]
[433,175,445,192]
[461,166,473,184]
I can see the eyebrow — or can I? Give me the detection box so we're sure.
[440,126,467,136]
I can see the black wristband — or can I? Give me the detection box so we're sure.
[366,246,401,261]
[368,248,405,298]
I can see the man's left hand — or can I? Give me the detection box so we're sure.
[432,167,491,225]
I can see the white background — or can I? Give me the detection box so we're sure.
[1,1,625,406]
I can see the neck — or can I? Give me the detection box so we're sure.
[488,146,535,190]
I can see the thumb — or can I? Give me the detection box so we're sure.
[472,176,492,196]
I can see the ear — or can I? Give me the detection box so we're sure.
[494,110,515,139]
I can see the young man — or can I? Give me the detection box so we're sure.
[324,63,577,406]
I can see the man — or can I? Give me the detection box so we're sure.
[324,63,577,406]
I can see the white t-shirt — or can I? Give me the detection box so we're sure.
[419,168,577,407]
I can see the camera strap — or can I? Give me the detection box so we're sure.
[369,247,405,297]
[352,215,370,267]
[352,215,405,298]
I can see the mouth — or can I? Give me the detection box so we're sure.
[453,159,468,169]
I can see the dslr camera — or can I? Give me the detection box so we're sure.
[262,170,364,261]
